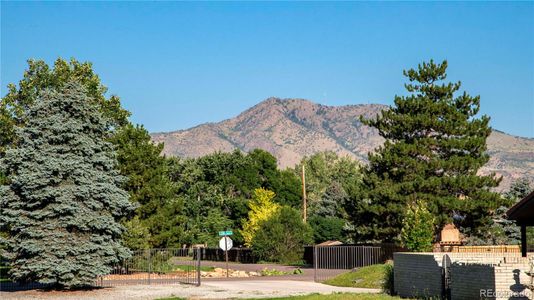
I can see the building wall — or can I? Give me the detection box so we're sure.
[450,263,496,299]
[394,252,532,300]
[394,253,444,298]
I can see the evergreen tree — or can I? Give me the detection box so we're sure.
[491,178,532,245]
[1,58,130,154]
[1,58,131,236]
[504,177,532,200]
[349,60,504,242]
[123,216,152,250]
[309,216,345,243]
[110,124,177,247]
[313,181,347,218]
[0,82,134,287]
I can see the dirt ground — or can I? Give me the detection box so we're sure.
[0,261,361,299]
[0,280,380,300]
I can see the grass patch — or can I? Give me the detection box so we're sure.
[323,264,390,289]
[260,267,303,276]
[245,293,400,300]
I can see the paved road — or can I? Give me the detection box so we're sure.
[0,280,380,299]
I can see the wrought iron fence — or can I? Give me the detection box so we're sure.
[198,247,257,263]
[304,243,405,266]
[313,245,384,282]
[97,248,201,286]
[0,248,201,291]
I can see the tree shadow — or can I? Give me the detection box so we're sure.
[509,269,529,300]
[0,282,108,292]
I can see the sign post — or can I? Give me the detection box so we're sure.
[218,230,233,278]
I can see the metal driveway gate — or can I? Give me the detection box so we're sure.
[313,245,382,282]
[97,248,201,286]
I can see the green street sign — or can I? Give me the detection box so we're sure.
[218,230,233,236]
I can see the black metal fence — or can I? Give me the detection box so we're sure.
[198,247,257,263]
[304,243,406,266]
[0,281,52,291]
[313,245,393,282]
[97,248,201,286]
[0,248,201,291]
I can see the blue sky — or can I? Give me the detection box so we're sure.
[2,2,533,137]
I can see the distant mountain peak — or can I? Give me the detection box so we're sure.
[151,98,534,191]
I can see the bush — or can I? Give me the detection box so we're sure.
[400,200,435,252]
[251,206,313,264]
[382,261,395,295]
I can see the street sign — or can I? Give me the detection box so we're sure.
[218,230,233,236]
[219,236,233,251]
[218,236,233,278]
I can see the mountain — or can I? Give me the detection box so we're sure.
[151,98,534,191]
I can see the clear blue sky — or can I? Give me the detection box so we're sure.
[2,1,533,137]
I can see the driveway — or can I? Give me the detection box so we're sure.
[199,261,346,282]
[0,280,380,299]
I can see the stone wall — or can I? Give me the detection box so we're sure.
[394,252,532,300]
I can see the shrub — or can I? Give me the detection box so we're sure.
[382,261,395,295]
[251,206,313,264]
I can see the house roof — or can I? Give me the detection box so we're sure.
[507,189,534,226]
[317,240,344,246]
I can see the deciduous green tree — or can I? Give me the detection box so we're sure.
[295,152,361,211]
[0,82,134,287]
[251,206,313,263]
[400,201,435,252]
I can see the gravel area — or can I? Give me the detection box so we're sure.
[0,280,381,300]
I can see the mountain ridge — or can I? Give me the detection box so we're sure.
[151,98,534,191]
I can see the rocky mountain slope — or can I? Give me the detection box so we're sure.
[151,98,534,190]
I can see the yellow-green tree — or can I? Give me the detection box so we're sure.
[400,200,435,252]
[241,188,280,247]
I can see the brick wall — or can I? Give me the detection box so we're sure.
[394,252,533,300]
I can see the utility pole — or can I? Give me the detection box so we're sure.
[301,164,307,223]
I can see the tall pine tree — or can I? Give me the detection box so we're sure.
[110,124,178,248]
[349,60,504,242]
[0,82,134,287]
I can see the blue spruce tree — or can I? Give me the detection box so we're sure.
[0,81,134,288]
